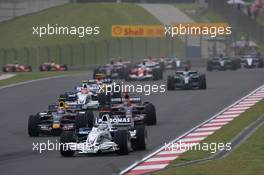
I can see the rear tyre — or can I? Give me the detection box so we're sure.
[258,59,263,68]
[28,66,32,72]
[199,74,207,89]
[144,102,157,125]
[28,114,40,137]
[98,93,111,106]
[152,69,159,80]
[75,111,94,129]
[167,76,175,91]
[3,67,8,72]
[60,131,75,157]
[115,130,130,155]
[230,61,237,70]
[63,65,68,71]
[206,61,213,71]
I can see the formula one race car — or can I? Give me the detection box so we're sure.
[93,60,131,79]
[124,62,163,81]
[3,64,32,72]
[60,85,100,110]
[60,114,147,156]
[240,54,263,68]
[167,70,206,90]
[98,93,157,125]
[162,58,191,70]
[28,101,94,136]
[206,57,240,71]
[39,61,68,71]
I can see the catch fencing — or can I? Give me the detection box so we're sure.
[0,37,185,70]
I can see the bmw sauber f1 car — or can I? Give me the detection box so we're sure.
[28,101,94,136]
[240,54,263,68]
[167,70,206,90]
[207,57,240,71]
[3,64,32,72]
[39,61,68,71]
[60,114,147,156]
[59,91,100,110]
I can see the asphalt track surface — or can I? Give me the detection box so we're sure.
[0,68,264,175]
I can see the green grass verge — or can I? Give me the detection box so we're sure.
[200,9,227,23]
[157,99,264,175]
[0,71,86,87]
[174,3,200,11]
[0,3,160,48]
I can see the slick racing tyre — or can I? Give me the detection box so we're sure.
[152,69,160,80]
[75,111,94,129]
[144,102,157,125]
[198,74,207,89]
[167,76,175,90]
[133,125,147,150]
[62,64,68,71]
[98,93,111,106]
[115,130,130,155]
[258,59,264,68]
[60,131,75,157]
[206,61,213,71]
[28,114,40,137]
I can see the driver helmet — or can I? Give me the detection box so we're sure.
[81,84,89,94]
[123,93,131,106]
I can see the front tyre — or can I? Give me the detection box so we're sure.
[115,130,130,155]
[60,131,75,157]
[133,125,147,150]
[28,114,40,137]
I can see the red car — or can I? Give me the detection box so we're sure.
[39,62,68,71]
[3,64,32,72]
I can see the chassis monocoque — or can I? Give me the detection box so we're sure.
[60,115,147,156]
[28,101,94,137]
[167,71,206,90]
[207,57,240,71]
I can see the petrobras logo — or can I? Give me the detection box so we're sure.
[97,117,131,123]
